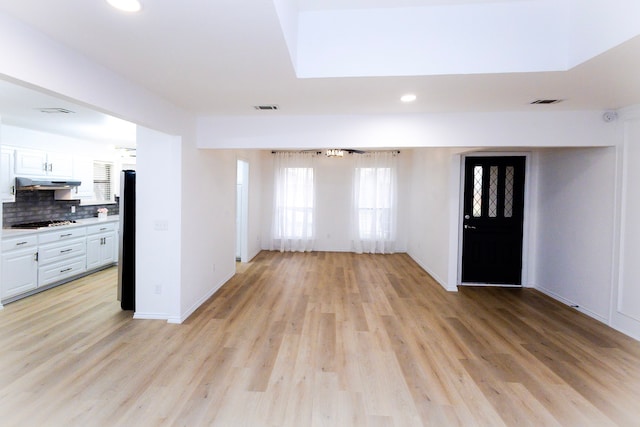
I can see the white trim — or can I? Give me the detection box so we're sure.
[456,151,532,287]
[409,253,457,292]
[133,312,169,321]
[619,104,640,121]
[535,284,608,324]
[174,270,235,324]
[449,154,463,289]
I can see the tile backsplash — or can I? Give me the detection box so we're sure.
[3,190,119,227]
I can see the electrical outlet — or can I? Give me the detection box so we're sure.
[70,206,76,213]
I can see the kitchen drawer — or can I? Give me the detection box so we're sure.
[2,234,38,252]
[38,237,86,265]
[86,222,116,235]
[38,255,86,287]
[39,227,86,244]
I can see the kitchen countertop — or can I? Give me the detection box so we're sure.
[2,215,119,238]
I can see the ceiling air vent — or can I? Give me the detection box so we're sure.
[253,104,279,111]
[37,107,76,114]
[530,99,563,105]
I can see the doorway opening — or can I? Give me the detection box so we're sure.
[236,159,249,263]
[460,156,526,286]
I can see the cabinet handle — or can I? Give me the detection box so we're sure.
[49,163,53,172]
[16,241,28,246]
[43,162,48,172]
[60,267,72,273]
[34,253,39,262]
[60,233,73,238]
[60,248,73,253]
[100,228,107,231]
[11,185,15,195]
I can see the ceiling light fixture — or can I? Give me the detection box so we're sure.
[400,94,417,103]
[326,149,344,158]
[106,0,142,13]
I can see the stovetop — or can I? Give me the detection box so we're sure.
[11,220,77,229]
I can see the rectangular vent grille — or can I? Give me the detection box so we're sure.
[38,107,76,114]
[254,105,279,111]
[530,99,562,105]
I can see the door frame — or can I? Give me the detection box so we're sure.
[236,158,250,264]
[456,151,533,287]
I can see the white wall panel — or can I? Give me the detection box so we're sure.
[614,109,640,339]
[534,147,617,322]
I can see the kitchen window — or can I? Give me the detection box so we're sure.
[93,162,113,202]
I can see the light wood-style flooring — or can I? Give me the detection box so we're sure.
[1,251,640,426]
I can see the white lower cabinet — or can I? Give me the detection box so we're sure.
[1,240,38,299]
[1,220,119,302]
[37,236,87,287]
[38,256,86,287]
[86,223,117,270]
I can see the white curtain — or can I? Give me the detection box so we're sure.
[351,151,398,254]
[270,152,316,252]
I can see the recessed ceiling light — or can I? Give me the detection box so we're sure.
[106,0,142,13]
[400,94,417,103]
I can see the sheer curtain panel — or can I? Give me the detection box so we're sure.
[271,152,316,252]
[351,151,398,254]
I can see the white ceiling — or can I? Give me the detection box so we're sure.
[0,0,639,141]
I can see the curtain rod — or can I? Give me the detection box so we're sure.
[270,149,401,154]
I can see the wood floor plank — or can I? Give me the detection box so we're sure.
[1,252,640,426]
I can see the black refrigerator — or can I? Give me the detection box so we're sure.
[118,170,136,311]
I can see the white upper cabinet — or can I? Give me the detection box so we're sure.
[46,151,74,178]
[14,148,73,178]
[0,147,16,202]
[14,148,47,176]
[73,156,95,200]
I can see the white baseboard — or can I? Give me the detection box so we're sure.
[534,284,608,324]
[407,254,457,292]
[133,312,169,321]
[175,270,235,324]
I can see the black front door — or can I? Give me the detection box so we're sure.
[461,156,526,285]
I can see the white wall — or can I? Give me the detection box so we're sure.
[135,126,182,320]
[197,111,617,150]
[406,148,460,290]
[179,145,237,322]
[259,151,410,253]
[613,106,640,340]
[533,147,617,322]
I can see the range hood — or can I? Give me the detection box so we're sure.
[16,177,81,190]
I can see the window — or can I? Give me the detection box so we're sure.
[93,162,113,202]
[356,167,393,240]
[271,152,316,252]
[351,152,398,254]
[274,167,314,239]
